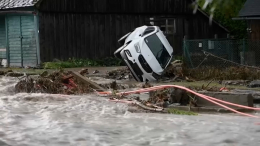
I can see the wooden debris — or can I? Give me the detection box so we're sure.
[69,71,105,92]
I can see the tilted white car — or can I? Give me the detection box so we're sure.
[114,25,174,82]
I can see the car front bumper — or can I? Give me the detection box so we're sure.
[120,50,161,82]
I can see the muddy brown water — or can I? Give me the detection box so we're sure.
[0,76,260,146]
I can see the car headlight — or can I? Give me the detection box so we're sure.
[134,43,141,53]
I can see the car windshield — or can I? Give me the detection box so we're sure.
[144,34,171,69]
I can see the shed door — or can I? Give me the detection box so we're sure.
[7,15,37,67]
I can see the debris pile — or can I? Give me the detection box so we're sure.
[15,70,93,95]
[162,60,196,82]
[106,67,132,80]
[145,88,192,108]
[164,60,184,78]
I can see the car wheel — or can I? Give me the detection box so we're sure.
[114,51,122,59]
[118,32,131,46]
[118,38,126,46]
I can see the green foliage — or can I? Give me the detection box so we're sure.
[43,57,124,69]
[167,108,198,116]
[197,0,247,39]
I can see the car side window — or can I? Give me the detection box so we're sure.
[142,27,155,37]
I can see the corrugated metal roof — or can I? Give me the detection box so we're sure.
[239,0,260,17]
[0,0,40,9]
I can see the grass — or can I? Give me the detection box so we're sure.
[43,57,124,69]
[161,81,260,91]
[184,66,260,81]
[167,108,198,115]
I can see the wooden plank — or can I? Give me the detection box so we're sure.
[69,71,106,92]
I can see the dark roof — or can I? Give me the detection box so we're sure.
[197,8,229,32]
[239,0,260,17]
[0,0,40,9]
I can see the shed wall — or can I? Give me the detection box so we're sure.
[38,0,192,14]
[250,20,260,40]
[39,13,152,62]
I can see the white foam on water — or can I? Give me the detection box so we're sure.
[0,77,260,146]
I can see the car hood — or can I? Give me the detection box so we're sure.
[139,40,164,74]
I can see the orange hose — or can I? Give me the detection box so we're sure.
[127,85,260,111]
[97,85,260,118]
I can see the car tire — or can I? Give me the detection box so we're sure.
[114,51,122,59]
[118,38,126,46]
[118,32,131,46]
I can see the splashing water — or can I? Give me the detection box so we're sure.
[0,76,260,146]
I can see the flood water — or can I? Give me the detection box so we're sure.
[0,77,260,146]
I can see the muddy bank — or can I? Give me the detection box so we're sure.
[15,70,93,95]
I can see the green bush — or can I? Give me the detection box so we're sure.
[43,57,124,69]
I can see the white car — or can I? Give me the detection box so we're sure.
[114,25,174,82]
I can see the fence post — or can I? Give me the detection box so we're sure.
[227,34,232,61]
[214,34,218,39]
[243,38,246,65]
[183,36,194,68]
[183,36,187,65]
[183,36,186,58]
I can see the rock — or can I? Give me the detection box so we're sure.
[93,70,99,74]
[169,88,189,105]
[0,71,4,75]
[247,80,260,88]
[79,68,89,76]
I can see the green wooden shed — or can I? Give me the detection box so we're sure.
[0,0,40,68]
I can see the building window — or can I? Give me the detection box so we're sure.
[161,19,176,35]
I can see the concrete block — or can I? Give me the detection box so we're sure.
[167,105,253,113]
[196,91,254,108]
